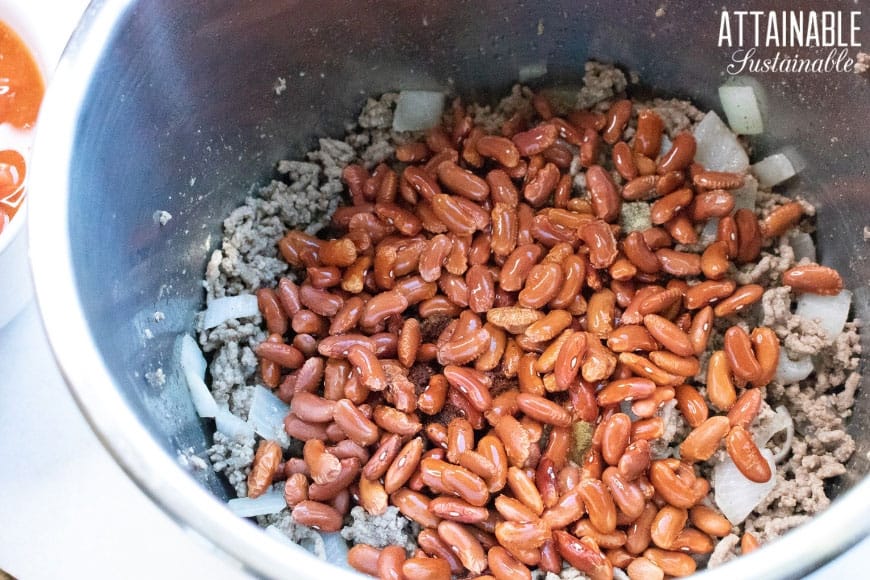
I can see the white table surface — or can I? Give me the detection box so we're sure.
[0,1,866,578]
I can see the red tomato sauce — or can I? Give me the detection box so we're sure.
[0,19,44,234]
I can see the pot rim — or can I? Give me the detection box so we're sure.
[27,0,870,578]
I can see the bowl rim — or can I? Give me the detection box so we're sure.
[26,0,870,578]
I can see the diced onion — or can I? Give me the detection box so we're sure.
[202,294,259,330]
[755,405,792,446]
[179,334,218,418]
[322,533,350,567]
[267,526,348,566]
[693,111,750,173]
[180,333,207,378]
[264,525,296,545]
[789,231,816,263]
[774,352,814,384]
[699,218,719,244]
[620,400,640,422]
[659,134,672,157]
[751,153,797,189]
[795,289,852,338]
[392,91,445,132]
[216,407,255,440]
[718,85,764,135]
[613,569,630,580]
[714,449,776,525]
[518,62,548,82]
[249,385,291,443]
[228,490,287,517]
[754,405,794,463]
[731,174,758,212]
[184,372,218,419]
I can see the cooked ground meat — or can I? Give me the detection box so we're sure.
[195,62,861,573]
[339,506,419,552]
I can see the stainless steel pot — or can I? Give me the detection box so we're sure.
[28,0,870,577]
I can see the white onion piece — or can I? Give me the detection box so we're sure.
[755,405,793,446]
[228,490,287,517]
[620,400,640,422]
[774,352,814,384]
[392,91,445,132]
[755,406,795,463]
[693,111,750,173]
[719,85,764,135]
[518,62,548,82]
[180,333,207,378]
[216,407,255,440]
[699,218,719,244]
[322,533,351,568]
[264,525,296,545]
[249,385,291,443]
[795,289,852,338]
[179,334,218,418]
[185,374,219,418]
[789,231,816,262]
[202,294,259,330]
[714,449,776,525]
[659,134,672,158]
[731,174,758,212]
[752,153,797,189]
[613,569,630,580]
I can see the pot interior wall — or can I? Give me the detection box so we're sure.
[68,0,869,502]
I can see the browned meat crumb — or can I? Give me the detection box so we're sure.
[419,315,452,343]
[575,61,629,110]
[407,362,435,396]
[733,235,796,286]
[651,400,689,459]
[488,372,519,398]
[647,97,705,137]
[707,533,740,568]
[339,506,419,551]
[259,510,327,558]
[208,431,255,497]
[468,84,536,135]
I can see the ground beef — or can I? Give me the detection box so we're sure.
[177,446,209,472]
[619,201,652,233]
[575,61,628,110]
[727,281,862,548]
[259,510,327,559]
[339,506,419,552]
[357,93,399,130]
[698,176,859,560]
[203,203,288,300]
[208,431,255,497]
[468,84,536,135]
[646,97,705,137]
[707,533,740,568]
[650,400,688,459]
[531,563,585,580]
[197,320,264,409]
[202,133,355,300]
[733,235,796,286]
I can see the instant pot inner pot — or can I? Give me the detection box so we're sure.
[62,0,867,571]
